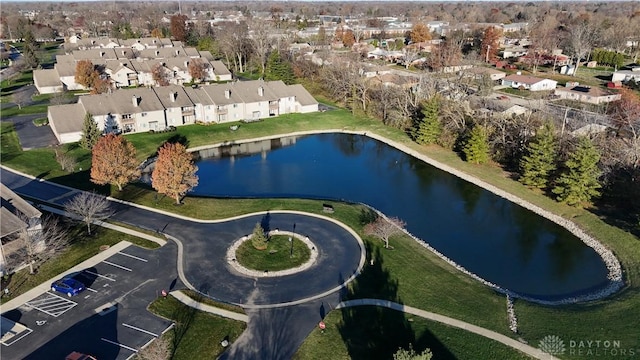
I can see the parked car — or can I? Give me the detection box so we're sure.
[51,278,85,297]
[65,352,97,360]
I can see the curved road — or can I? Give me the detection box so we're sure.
[0,166,364,359]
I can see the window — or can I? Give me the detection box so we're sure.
[122,114,132,120]
[218,114,226,121]
[141,112,147,117]
[233,104,238,108]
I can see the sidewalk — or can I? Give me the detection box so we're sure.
[336,299,558,360]
[1,241,132,313]
[170,290,248,323]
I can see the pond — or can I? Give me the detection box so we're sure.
[191,133,610,300]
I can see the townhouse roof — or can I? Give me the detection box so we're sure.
[230,80,279,103]
[265,80,291,98]
[0,207,25,238]
[72,48,118,61]
[199,51,215,61]
[154,85,194,108]
[79,87,165,115]
[202,82,245,106]
[138,47,189,59]
[184,47,200,57]
[288,84,318,106]
[74,37,121,48]
[184,86,216,106]
[54,60,77,77]
[0,183,42,220]
[503,74,552,85]
[104,59,136,73]
[33,69,62,87]
[210,60,231,76]
[120,37,173,48]
[164,57,195,71]
[47,103,86,135]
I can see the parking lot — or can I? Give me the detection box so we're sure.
[1,243,181,360]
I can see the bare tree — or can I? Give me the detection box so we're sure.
[137,335,171,360]
[12,89,31,110]
[248,18,274,76]
[64,192,113,235]
[55,148,77,172]
[11,215,69,275]
[364,215,407,249]
[567,21,599,76]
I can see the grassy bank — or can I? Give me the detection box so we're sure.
[147,295,246,359]
[294,308,533,360]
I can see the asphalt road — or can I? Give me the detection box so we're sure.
[1,167,365,359]
[7,113,58,150]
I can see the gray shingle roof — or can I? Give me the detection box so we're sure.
[210,60,231,76]
[154,85,193,108]
[79,87,165,115]
[33,69,62,87]
[48,103,86,134]
[288,84,318,106]
[231,80,278,103]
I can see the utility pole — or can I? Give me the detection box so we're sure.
[486,44,491,63]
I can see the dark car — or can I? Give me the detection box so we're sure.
[66,352,97,360]
[51,278,85,297]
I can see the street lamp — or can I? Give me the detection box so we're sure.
[290,223,296,257]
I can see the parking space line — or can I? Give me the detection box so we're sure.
[83,270,116,281]
[117,252,148,262]
[85,287,98,293]
[122,323,158,337]
[103,261,132,272]
[101,338,138,352]
[24,293,77,317]
[0,321,33,347]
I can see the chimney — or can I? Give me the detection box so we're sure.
[132,95,139,107]
[225,89,230,99]
[258,86,264,96]
[155,50,160,56]
[100,51,105,57]
[170,91,177,102]
[185,61,190,68]
[175,49,181,56]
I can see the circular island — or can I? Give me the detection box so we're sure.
[227,230,318,277]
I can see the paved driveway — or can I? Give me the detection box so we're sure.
[6,113,58,150]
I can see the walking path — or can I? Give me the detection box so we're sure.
[170,290,249,322]
[336,299,558,360]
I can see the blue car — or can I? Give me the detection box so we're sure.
[51,278,85,297]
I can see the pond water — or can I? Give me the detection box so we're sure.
[191,133,610,299]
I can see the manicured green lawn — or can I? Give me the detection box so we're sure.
[32,117,48,126]
[235,235,311,272]
[148,295,246,360]
[294,308,533,360]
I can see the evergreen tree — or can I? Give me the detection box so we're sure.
[411,97,442,145]
[519,123,557,189]
[22,27,39,69]
[552,137,602,206]
[265,51,295,84]
[80,112,101,150]
[462,125,490,164]
[250,222,268,250]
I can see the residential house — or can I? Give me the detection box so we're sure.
[33,69,64,94]
[502,22,529,33]
[501,73,557,91]
[105,60,138,87]
[1,183,42,275]
[502,46,528,59]
[461,67,506,81]
[554,85,622,104]
[611,68,640,83]
[47,81,318,142]
[155,85,196,126]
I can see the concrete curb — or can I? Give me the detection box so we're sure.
[336,299,559,360]
[1,241,132,313]
[170,290,248,323]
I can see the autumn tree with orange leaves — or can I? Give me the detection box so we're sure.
[410,23,431,43]
[152,63,170,86]
[152,142,199,204]
[91,134,141,191]
[75,60,98,88]
[188,59,207,82]
[480,26,502,63]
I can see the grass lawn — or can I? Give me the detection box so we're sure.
[179,289,246,314]
[0,104,48,117]
[147,294,246,360]
[294,308,533,360]
[235,235,311,272]
[0,222,158,304]
[0,70,34,98]
[32,117,48,126]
